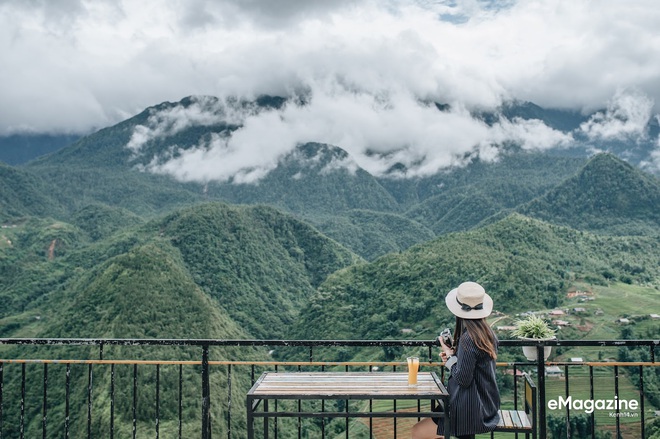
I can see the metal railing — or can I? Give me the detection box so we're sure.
[0,338,657,439]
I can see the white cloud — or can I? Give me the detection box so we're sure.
[579,89,654,141]
[2,0,660,177]
[2,0,660,137]
[126,96,249,152]
[135,82,575,182]
[491,118,574,151]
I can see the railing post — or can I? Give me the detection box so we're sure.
[589,366,595,439]
[536,344,546,439]
[202,344,211,439]
[20,363,25,439]
[87,364,93,439]
[42,363,48,439]
[651,344,655,363]
[0,362,3,439]
[614,365,620,438]
[65,364,70,439]
[639,365,645,439]
[564,364,570,439]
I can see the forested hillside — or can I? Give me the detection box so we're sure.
[520,153,660,234]
[0,162,65,220]
[0,202,358,338]
[19,95,657,260]
[401,152,587,233]
[0,133,79,165]
[295,214,660,345]
[152,203,359,337]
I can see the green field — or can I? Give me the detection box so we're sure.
[491,281,659,361]
[575,282,659,337]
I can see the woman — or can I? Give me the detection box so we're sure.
[412,281,500,439]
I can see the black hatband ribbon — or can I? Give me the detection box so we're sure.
[456,297,483,312]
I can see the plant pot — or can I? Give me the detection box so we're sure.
[519,337,555,361]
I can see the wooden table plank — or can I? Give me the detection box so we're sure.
[249,372,446,398]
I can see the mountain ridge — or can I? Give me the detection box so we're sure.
[519,153,660,235]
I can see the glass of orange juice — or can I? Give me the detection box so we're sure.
[407,356,419,387]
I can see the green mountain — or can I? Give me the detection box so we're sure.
[403,153,587,234]
[519,153,660,235]
[0,162,65,220]
[295,214,660,342]
[315,209,435,261]
[1,202,358,339]
[24,165,204,218]
[71,203,144,241]
[152,203,359,338]
[47,240,251,339]
[22,97,431,258]
[205,142,429,259]
[0,217,87,318]
[208,142,400,215]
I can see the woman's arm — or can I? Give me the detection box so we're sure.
[447,333,478,388]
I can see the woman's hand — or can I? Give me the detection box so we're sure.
[437,336,455,361]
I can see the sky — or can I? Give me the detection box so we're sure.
[2,0,660,179]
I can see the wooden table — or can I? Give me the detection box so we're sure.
[246,372,449,438]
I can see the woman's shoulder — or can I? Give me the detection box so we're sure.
[461,326,498,354]
[460,328,476,346]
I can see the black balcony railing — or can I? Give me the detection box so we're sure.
[0,338,657,439]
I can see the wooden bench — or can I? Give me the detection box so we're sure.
[494,373,537,438]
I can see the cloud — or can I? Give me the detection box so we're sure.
[176,0,361,30]
[134,81,575,183]
[126,96,250,152]
[491,118,574,151]
[2,0,660,137]
[4,0,656,178]
[579,89,654,141]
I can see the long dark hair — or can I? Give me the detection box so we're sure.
[454,316,497,360]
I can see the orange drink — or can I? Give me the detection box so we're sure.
[407,356,419,386]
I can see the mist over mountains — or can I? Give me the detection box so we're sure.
[3,92,660,173]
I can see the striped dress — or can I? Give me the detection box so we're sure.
[436,329,500,437]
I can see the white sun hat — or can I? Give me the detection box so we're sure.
[445,281,493,319]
